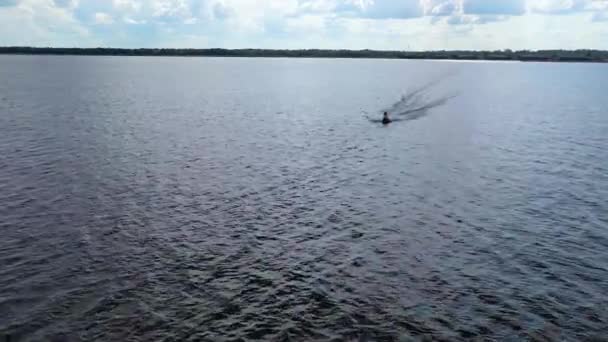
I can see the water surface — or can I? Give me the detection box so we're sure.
[1,55,607,341]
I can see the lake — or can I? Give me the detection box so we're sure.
[1,55,607,341]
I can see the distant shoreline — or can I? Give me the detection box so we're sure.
[1,47,607,63]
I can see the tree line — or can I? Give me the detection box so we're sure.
[1,47,607,62]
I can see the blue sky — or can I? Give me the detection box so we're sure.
[1,0,607,50]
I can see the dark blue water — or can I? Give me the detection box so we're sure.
[1,55,607,341]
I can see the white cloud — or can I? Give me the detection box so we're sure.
[464,0,525,15]
[285,14,326,33]
[0,0,94,46]
[113,0,141,12]
[421,0,460,16]
[0,0,18,7]
[589,0,608,10]
[420,0,528,25]
[529,0,588,14]
[359,0,422,19]
[151,0,190,19]
[201,0,299,33]
[94,11,113,24]
[592,11,608,20]
[124,16,146,24]
[53,0,79,9]
[297,0,339,14]
[1,0,607,49]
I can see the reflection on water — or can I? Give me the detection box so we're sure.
[1,56,608,341]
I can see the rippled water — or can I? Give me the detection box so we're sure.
[1,55,608,341]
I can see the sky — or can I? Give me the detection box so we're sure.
[1,0,607,50]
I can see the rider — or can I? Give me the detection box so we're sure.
[382,111,391,125]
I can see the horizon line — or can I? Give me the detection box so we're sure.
[1,47,607,52]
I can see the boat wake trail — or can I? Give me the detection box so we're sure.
[366,76,457,124]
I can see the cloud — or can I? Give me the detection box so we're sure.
[0,0,94,46]
[329,0,423,19]
[589,0,608,10]
[124,16,146,24]
[94,11,113,24]
[448,14,512,25]
[528,0,608,24]
[0,0,17,6]
[297,0,338,14]
[358,0,422,19]
[421,0,459,16]
[463,0,525,15]
[1,0,607,49]
[529,0,588,14]
[151,0,191,19]
[588,0,608,21]
[592,11,608,21]
[212,2,232,19]
[297,0,422,19]
[421,0,526,26]
[53,0,77,8]
[113,0,141,12]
